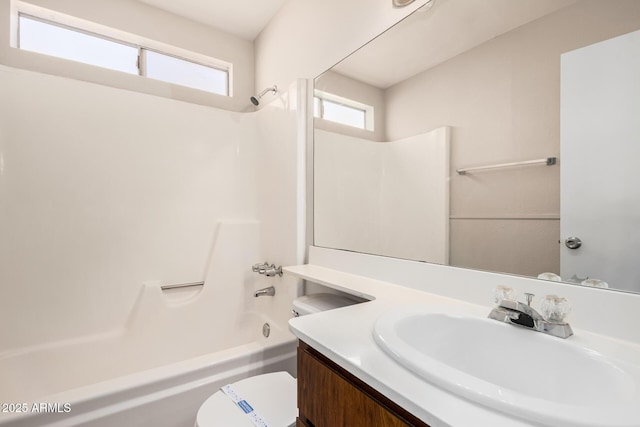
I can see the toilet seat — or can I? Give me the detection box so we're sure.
[195,371,297,427]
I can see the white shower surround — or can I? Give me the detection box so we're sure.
[0,67,305,425]
[314,127,450,263]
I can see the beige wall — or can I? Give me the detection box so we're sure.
[0,0,254,111]
[384,0,640,277]
[254,0,430,90]
[2,0,430,111]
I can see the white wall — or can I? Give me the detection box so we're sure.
[0,0,254,111]
[0,65,260,351]
[315,127,449,263]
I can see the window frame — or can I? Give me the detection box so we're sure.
[13,2,233,97]
[314,90,375,131]
[18,13,141,75]
[138,48,230,96]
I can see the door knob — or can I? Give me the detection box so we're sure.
[564,237,582,249]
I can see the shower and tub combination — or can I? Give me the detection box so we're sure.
[0,222,299,427]
[0,66,308,426]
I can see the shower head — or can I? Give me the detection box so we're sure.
[250,85,277,106]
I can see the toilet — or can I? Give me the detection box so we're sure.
[195,371,297,427]
[195,293,362,426]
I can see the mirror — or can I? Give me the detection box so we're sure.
[313,0,640,293]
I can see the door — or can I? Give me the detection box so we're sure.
[560,30,640,292]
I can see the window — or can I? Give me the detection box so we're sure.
[144,50,228,95]
[314,90,374,131]
[19,16,139,74]
[17,13,230,96]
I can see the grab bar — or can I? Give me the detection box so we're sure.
[457,157,556,175]
[160,281,204,291]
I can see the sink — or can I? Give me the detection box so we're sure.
[373,306,640,427]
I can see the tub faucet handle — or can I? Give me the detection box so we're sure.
[525,293,535,306]
[252,262,269,273]
[264,264,283,277]
[252,261,283,276]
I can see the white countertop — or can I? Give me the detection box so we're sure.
[285,264,640,427]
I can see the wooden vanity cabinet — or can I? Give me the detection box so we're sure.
[297,341,430,427]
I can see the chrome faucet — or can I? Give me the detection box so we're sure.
[488,290,573,339]
[252,262,283,277]
[254,286,275,298]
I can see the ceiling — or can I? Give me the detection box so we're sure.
[332,0,577,88]
[136,0,288,40]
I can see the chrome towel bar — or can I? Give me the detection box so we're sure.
[160,281,204,291]
[457,157,556,175]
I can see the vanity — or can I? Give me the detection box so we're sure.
[285,249,640,427]
[300,1,640,425]
[297,341,426,427]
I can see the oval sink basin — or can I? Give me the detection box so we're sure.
[373,306,640,427]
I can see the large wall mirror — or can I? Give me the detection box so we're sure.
[313,0,640,293]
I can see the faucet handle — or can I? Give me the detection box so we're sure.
[252,261,271,274]
[264,265,283,277]
[524,293,535,306]
[493,286,516,305]
[541,295,571,323]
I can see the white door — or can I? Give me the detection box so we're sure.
[560,30,640,292]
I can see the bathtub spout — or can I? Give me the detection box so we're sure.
[254,286,275,298]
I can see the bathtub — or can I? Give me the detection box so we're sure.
[0,222,300,427]
[0,316,296,427]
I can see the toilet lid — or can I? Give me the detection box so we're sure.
[196,371,297,427]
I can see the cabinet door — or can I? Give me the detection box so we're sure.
[297,341,428,427]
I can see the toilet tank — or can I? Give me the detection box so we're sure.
[292,293,365,317]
